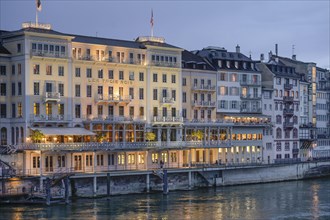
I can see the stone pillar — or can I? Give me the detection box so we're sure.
[93,176,97,196]
[158,128,161,142]
[167,128,170,143]
[123,124,126,145]
[93,152,96,173]
[106,173,111,199]
[39,151,43,191]
[145,151,149,170]
[133,124,136,142]
[189,149,192,168]
[146,173,150,193]
[188,171,192,189]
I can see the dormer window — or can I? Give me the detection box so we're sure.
[218,60,222,68]
[226,61,230,68]
[251,63,254,69]
[235,61,238,69]
[243,62,247,69]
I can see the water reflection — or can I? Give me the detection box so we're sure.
[1,178,329,220]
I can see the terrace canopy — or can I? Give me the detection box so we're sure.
[31,127,95,136]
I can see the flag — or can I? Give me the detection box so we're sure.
[36,0,42,11]
[150,10,154,27]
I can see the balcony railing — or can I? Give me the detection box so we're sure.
[240,108,262,113]
[30,114,72,122]
[31,50,68,59]
[43,92,61,103]
[160,97,175,104]
[192,101,216,108]
[283,108,294,116]
[150,61,180,68]
[191,85,216,92]
[240,80,261,86]
[299,135,315,140]
[82,115,146,122]
[96,95,132,104]
[152,116,183,123]
[283,96,294,102]
[284,83,293,90]
[240,94,262,100]
[283,122,294,129]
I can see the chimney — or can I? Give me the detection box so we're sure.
[292,54,296,60]
[275,44,278,56]
[260,53,264,61]
[268,51,273,60]
[236,44,240,53]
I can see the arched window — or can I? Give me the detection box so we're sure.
[276,128,282,139]
[293,116,298,124]
[276,115,282,124]
[285,130,290,138]
[293,128,298,138]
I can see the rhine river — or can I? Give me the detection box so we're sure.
[1,178,329,220]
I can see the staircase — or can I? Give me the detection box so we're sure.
[197,171,214,186]
[0,158,16,177]
[0,145,17,154]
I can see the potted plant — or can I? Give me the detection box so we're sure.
[31,129,45,143]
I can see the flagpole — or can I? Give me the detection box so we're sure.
[36,8,38,27]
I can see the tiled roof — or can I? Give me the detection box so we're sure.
[182,50,215,71]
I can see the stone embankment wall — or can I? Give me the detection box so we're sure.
[1,161,329,199]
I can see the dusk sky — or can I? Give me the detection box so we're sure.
[1,0,329,69]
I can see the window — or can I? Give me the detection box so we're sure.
[86,68,92,78]
[46,65,52,75]
[276,115,282,124]
[58,103,64,116]
[182,92,186,103]
[163,107,167,117]
[108,106,114,116]
[231,101,237,109]
[129,106,134,117]
[97,105,103,116]
[97,86,103,95]
[75,85,80,97]
[108,86,113,97]
[33,103,40,116]
[98,69,103,79]
[139,72,144,81]
[119,71,124,80]
[12,103,16,118]
[17,43,21,53]
[182,109,187,118]
[171,75,176,83]
[46,83,52,93]
[0,83,6,96]
[0,66,6,75]
[11,83,15,96]
[58,66,64,76]
[12,65,15,75]
[86,105,92,115]
[219,73,226,81]
[108,70,113,79]
[285,130,290,138]
[87,85,92,97]
[139,107,144,116]
[119,106,124,116]
[75,105,81,118]
[162,74,167,83]
[17,102,22,117]
[220,86,228,95]
[293,128,298,138]
[276,142,282,151]
[139,88,144,100]
[58,83,64,96]
[129,88,134,99]
[33,64,40,74]
[207,110,211,119]
[182,78,186,86]
[153,73,158,82]
[172,90,176,101]
[0,104,6,118]
[128,71,134,80]
[276,128,282,139]
[276,77,281,85]
[75,67,81,77]
[285,142,290,151]
[97,155,104,166]
[18,82,22,95]
[230,73,237,82]
[153,89,158,100]
[16,63,21,74]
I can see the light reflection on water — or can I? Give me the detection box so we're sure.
[1,178,329,220]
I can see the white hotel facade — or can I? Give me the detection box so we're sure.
[0,23,328,176]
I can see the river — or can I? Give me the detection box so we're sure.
[1,178,329,220]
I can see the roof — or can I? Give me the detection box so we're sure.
[31,127,95,136]
[196,47,252,62]
[0,44,11,55]
[182,50,216,71]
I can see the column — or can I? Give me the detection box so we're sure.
[189,149,192,168]
[39,151,43,191]
[167,128,170,143]
[145,151,149,170]
[123,124,126,146]
[146,174,150,193]
[93,176,97,196]
[158,128,161,142]
[188,171,192,189]
[133,124,136,142]
[93,152,96,173]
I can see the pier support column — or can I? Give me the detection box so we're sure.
[107,173,111,200]
[163,170,168,194]
[93,176,97,196]
[188,171,192,189]
[64,176,69,204]
[146,173,150,193]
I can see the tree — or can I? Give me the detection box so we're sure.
[145,132,156,142]
[96,132,105,143]
[31,129,45,143]
[191,130,204,141]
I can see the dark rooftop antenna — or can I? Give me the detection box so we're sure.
[292,45,296,60]
[249,50,252,59]
[275,44,278,56]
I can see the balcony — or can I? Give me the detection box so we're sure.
[240,108,262,114]
[283,108,294,116]
[31,50,68,59]
[283,96,294,103]
[240,94,262,100]
[95,95,131,104]
[240,80,261,86]
[43,92,61,103]
[83,115,142,122]
[150,61,180,68]
[191,85,216,92]
[160,97,175,104]
[192,101,216,108]
[299,135,315,140]
[30,114,72,122]
[283,122,294,129]
[152,116,183,124]
[292,148,299,154]
[284,83,293,90]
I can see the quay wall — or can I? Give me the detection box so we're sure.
[1,161,330,199]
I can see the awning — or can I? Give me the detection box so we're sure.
[31,127,95,136]
[224,113,268,118]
